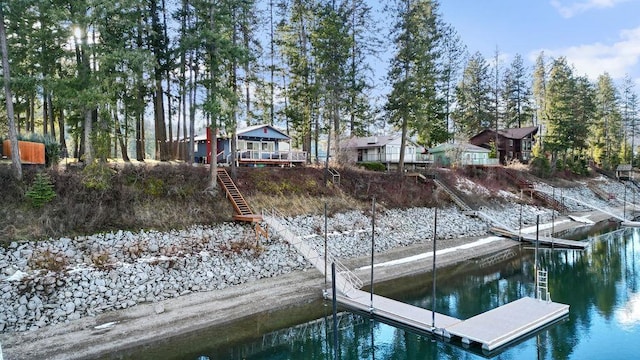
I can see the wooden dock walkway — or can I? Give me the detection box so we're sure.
[335,289,569,351]
[489,227,589,249]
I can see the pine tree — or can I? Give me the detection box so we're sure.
[502,53,534,128]
[591,73,622,169]
[386,0,447,172]
[544,57,578,169]
[453,51,493,137]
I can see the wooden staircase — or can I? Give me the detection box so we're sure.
[500,168,568,213]
[432,177,473,212]
[217,168,262,223]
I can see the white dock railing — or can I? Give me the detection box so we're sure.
[262,210,362,297]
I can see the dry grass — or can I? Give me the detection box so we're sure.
[0,162,490,245]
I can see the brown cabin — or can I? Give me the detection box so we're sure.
[469,126,538,165]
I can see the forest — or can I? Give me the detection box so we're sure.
[1,0,639,179]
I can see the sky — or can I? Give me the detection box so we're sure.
[436,0,640,87]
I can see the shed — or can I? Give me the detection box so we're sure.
[616,164,632,180]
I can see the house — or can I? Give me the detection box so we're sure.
[187,124,307,167]
[469,126,538,164]
[428,142,496,167]
[341,135,430,170]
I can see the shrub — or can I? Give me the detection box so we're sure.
[82,162,114,190]
[28,248,68,273]
[25,172,57,208]
[530,155,551,178]
[143,178,166,197]
[360,162,386,172]
[91,250,113,270]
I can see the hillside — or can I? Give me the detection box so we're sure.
[0,162,575,245]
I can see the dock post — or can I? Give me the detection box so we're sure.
[324,203,328,289]
[535,215,540,299]
[432,207,438,329]
[331,262,338,360]
[370,198,376,311]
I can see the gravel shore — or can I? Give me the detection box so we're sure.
[0,175,632,359]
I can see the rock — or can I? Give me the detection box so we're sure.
[65,302,75,314]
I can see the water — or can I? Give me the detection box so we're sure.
[109,225,640,359]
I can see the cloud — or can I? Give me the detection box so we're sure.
[550,0,628,18]
[532,25,640,81]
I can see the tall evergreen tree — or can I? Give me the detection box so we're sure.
[591,73,622,169]
[532,51,547,132]
[502,53,534,128]
[277,0,317,162]
[621,75,638,164]
[439,24,466,138]
[453,51,493,138]
[386,0,446,173]
[544,57,585,169]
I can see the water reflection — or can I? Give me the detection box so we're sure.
[112,226,640,360]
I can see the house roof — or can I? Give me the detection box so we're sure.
[470,126,538,142]
[497,126,538,139]
[237,124,290,140]
[429,142,490,153]
[343,135,398,148]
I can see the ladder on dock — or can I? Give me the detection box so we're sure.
[217,168,262,222]
[537,270,551,302]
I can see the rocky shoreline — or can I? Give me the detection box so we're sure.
[0,175,631,358]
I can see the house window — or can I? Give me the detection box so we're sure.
[194,142,198,152]
[508,139,514,147]
[262,142,274,152]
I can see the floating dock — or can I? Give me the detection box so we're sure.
[489,227,589,249]
[334,289,569,351]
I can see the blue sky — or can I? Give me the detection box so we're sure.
[437,0,640,87]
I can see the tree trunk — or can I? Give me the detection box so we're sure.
[83,109,93,163]
[0,5,22,179]
[58,108,66,157]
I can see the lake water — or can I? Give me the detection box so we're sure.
[110,222,640,359]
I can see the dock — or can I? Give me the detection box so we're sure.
[264,215,571,353]
[334,289,569,351]
[489,227,589,249]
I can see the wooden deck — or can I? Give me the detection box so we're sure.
[489,227,589,249]
[334,289,569,351]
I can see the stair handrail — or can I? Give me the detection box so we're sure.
[217,168,254,216]
[433,178,472,212]
[262,211,363,295]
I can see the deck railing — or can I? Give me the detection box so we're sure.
[236,150,307,162]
